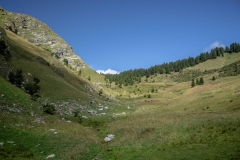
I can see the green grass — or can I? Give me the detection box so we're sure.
[0,113,100,159]
[0,76,34,107]
[1,27,240,159]
[82,111,240,160]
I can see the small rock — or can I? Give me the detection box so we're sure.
[46,154,55,159]
[66,120,71,123]
[104,134,115,142]
[0,142,3,146]
[54,132,58,134]
[104,137,112,142]
[107,134,115,139]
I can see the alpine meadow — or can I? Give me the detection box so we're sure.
[0,4,240,160]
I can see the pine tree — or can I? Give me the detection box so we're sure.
[15,69,24,87]
[196,78,199,85]
[211,49,217,59]
[8,71,15,84]
[225,46,230,53]
[199,77,204,85]
[212,76,216,81]
[191,79,196,87]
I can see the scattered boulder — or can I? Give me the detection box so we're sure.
[46,154,55,159]
[104,134,115,142]
[87,109,97,115]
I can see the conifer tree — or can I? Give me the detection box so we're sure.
[196,78,199,85]
[199,77,204,85]
[15,69,24,87]
[8,71,15,84]
[191,79,195,87]
[225,46,230,53]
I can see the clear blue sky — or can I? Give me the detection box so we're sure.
[1,0,240,73]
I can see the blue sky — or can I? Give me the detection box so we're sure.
[1,0,240,73]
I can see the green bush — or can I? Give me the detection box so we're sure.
[99,89,103,96]
[24,83,40,95]
[78,115,83,123]
[43,103,55,115]
[73,109,81,117]
[8,70,15,84]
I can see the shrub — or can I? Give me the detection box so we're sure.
[8,69,24,87]
[24,77,40,97]
[63,58,68,66]
[43,103,55,115]
[87,76,91,81]
[24,82,40,95]
[151,88,154,93]
[73,109,81,117]
[15,69,24,87]
[78,115,83,123]
[99,89,103,96]
[8,70,15,84]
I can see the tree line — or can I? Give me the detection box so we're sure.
[105,42,240,86]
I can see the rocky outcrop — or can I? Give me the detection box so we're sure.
[0,6,86,71]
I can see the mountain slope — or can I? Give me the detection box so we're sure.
[0,27,100,104]
[0,6,86,71]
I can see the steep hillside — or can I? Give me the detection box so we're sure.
[0,26,115,117]
[0,6,86,71]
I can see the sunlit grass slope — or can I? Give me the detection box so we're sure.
[0,29,110,159]
[4,30,96,101]
[90,74,240,159]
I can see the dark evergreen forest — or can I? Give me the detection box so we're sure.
[104,42,240,86]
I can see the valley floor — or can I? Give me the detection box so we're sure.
[1,75,240,159]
